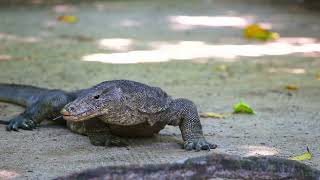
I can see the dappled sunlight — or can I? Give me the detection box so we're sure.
[83,51,170,64]
[242,146,280,156]
[98,38,133,51]
[278,37,319,44]
[82,37,320,64]
[0,170,20,179]
[0,55,12,61]
[0,32,40,43]
[268,68,306,74]
[52,4,76,13]
[120,19,142,27]
[169,15,251,30]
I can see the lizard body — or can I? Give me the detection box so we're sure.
[0,80,216,150]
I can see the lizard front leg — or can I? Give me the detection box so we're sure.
[6,90,74,131]
[167,98,217,151]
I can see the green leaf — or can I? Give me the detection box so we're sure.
[233,100,255,114]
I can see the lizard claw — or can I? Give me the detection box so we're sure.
[184,138,217,151]
[6,116,36,131]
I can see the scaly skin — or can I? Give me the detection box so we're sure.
[0,80,216,151]
[55,153,320,180]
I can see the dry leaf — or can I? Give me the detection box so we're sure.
[244,24,279,41]
[57,15,79,23]
[59,34,95,42]
[285,85,299,91]
[200,112,230,118]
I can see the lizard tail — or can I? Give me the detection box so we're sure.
[0,83,49,107]
[0,120,9,125]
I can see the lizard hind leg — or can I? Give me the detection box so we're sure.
[87,132,128,147]
[167,98,217,151]
[67,119,128,147]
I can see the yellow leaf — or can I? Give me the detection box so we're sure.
[215,64,228,72]
[289,147,313,161]
[285,85,299,91]
[269,32,280,41]
[57,15,79,23]
[200,112,230,118]
[244,24,279,41]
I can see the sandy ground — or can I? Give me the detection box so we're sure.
[0,0,320,179]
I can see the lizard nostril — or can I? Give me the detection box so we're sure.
[61,108,71,116]
[70,107,75,111]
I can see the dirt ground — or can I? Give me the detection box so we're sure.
[0,0,320,179]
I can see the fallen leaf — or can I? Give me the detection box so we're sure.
[233,100,255,114]
[244,24,279,41]
[75,35,95,42]
[200,112,230,118]
[57,15,79,23]
[59,34,95,42]
[285,85,299,91]
[289,147,313,161]
[316,73,320,80]
[215,64,228,72]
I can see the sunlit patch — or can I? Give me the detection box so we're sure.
[0,170,20,179]
[303,52,320,57]
[120,20,141,27]
[83,51,170,64]
[169,16,250,30]
[43,20,58,29]
[268,68,306,74]
[243,146,279,156]
[0,55,12,61]
[277,37,318,45]
[52,4,76,13]
[0,32,40,43]
[98,38,133,51]
[83,37,320,64]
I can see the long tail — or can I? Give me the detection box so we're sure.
[56,153,320,180]
[0,120,9,125]
[0,84,49,107]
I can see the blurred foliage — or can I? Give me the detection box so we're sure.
[0,0,131,6]
[0,0,318,11]
[304,0,320,9]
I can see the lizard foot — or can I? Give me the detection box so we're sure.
[88,133,128,147]
[6,116,36,131]
[184,138,217,151]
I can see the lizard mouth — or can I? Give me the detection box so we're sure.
[61,110,98,122]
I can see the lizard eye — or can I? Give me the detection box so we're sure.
[94,95,100,99]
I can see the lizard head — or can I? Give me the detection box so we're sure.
[61,84,121,121]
